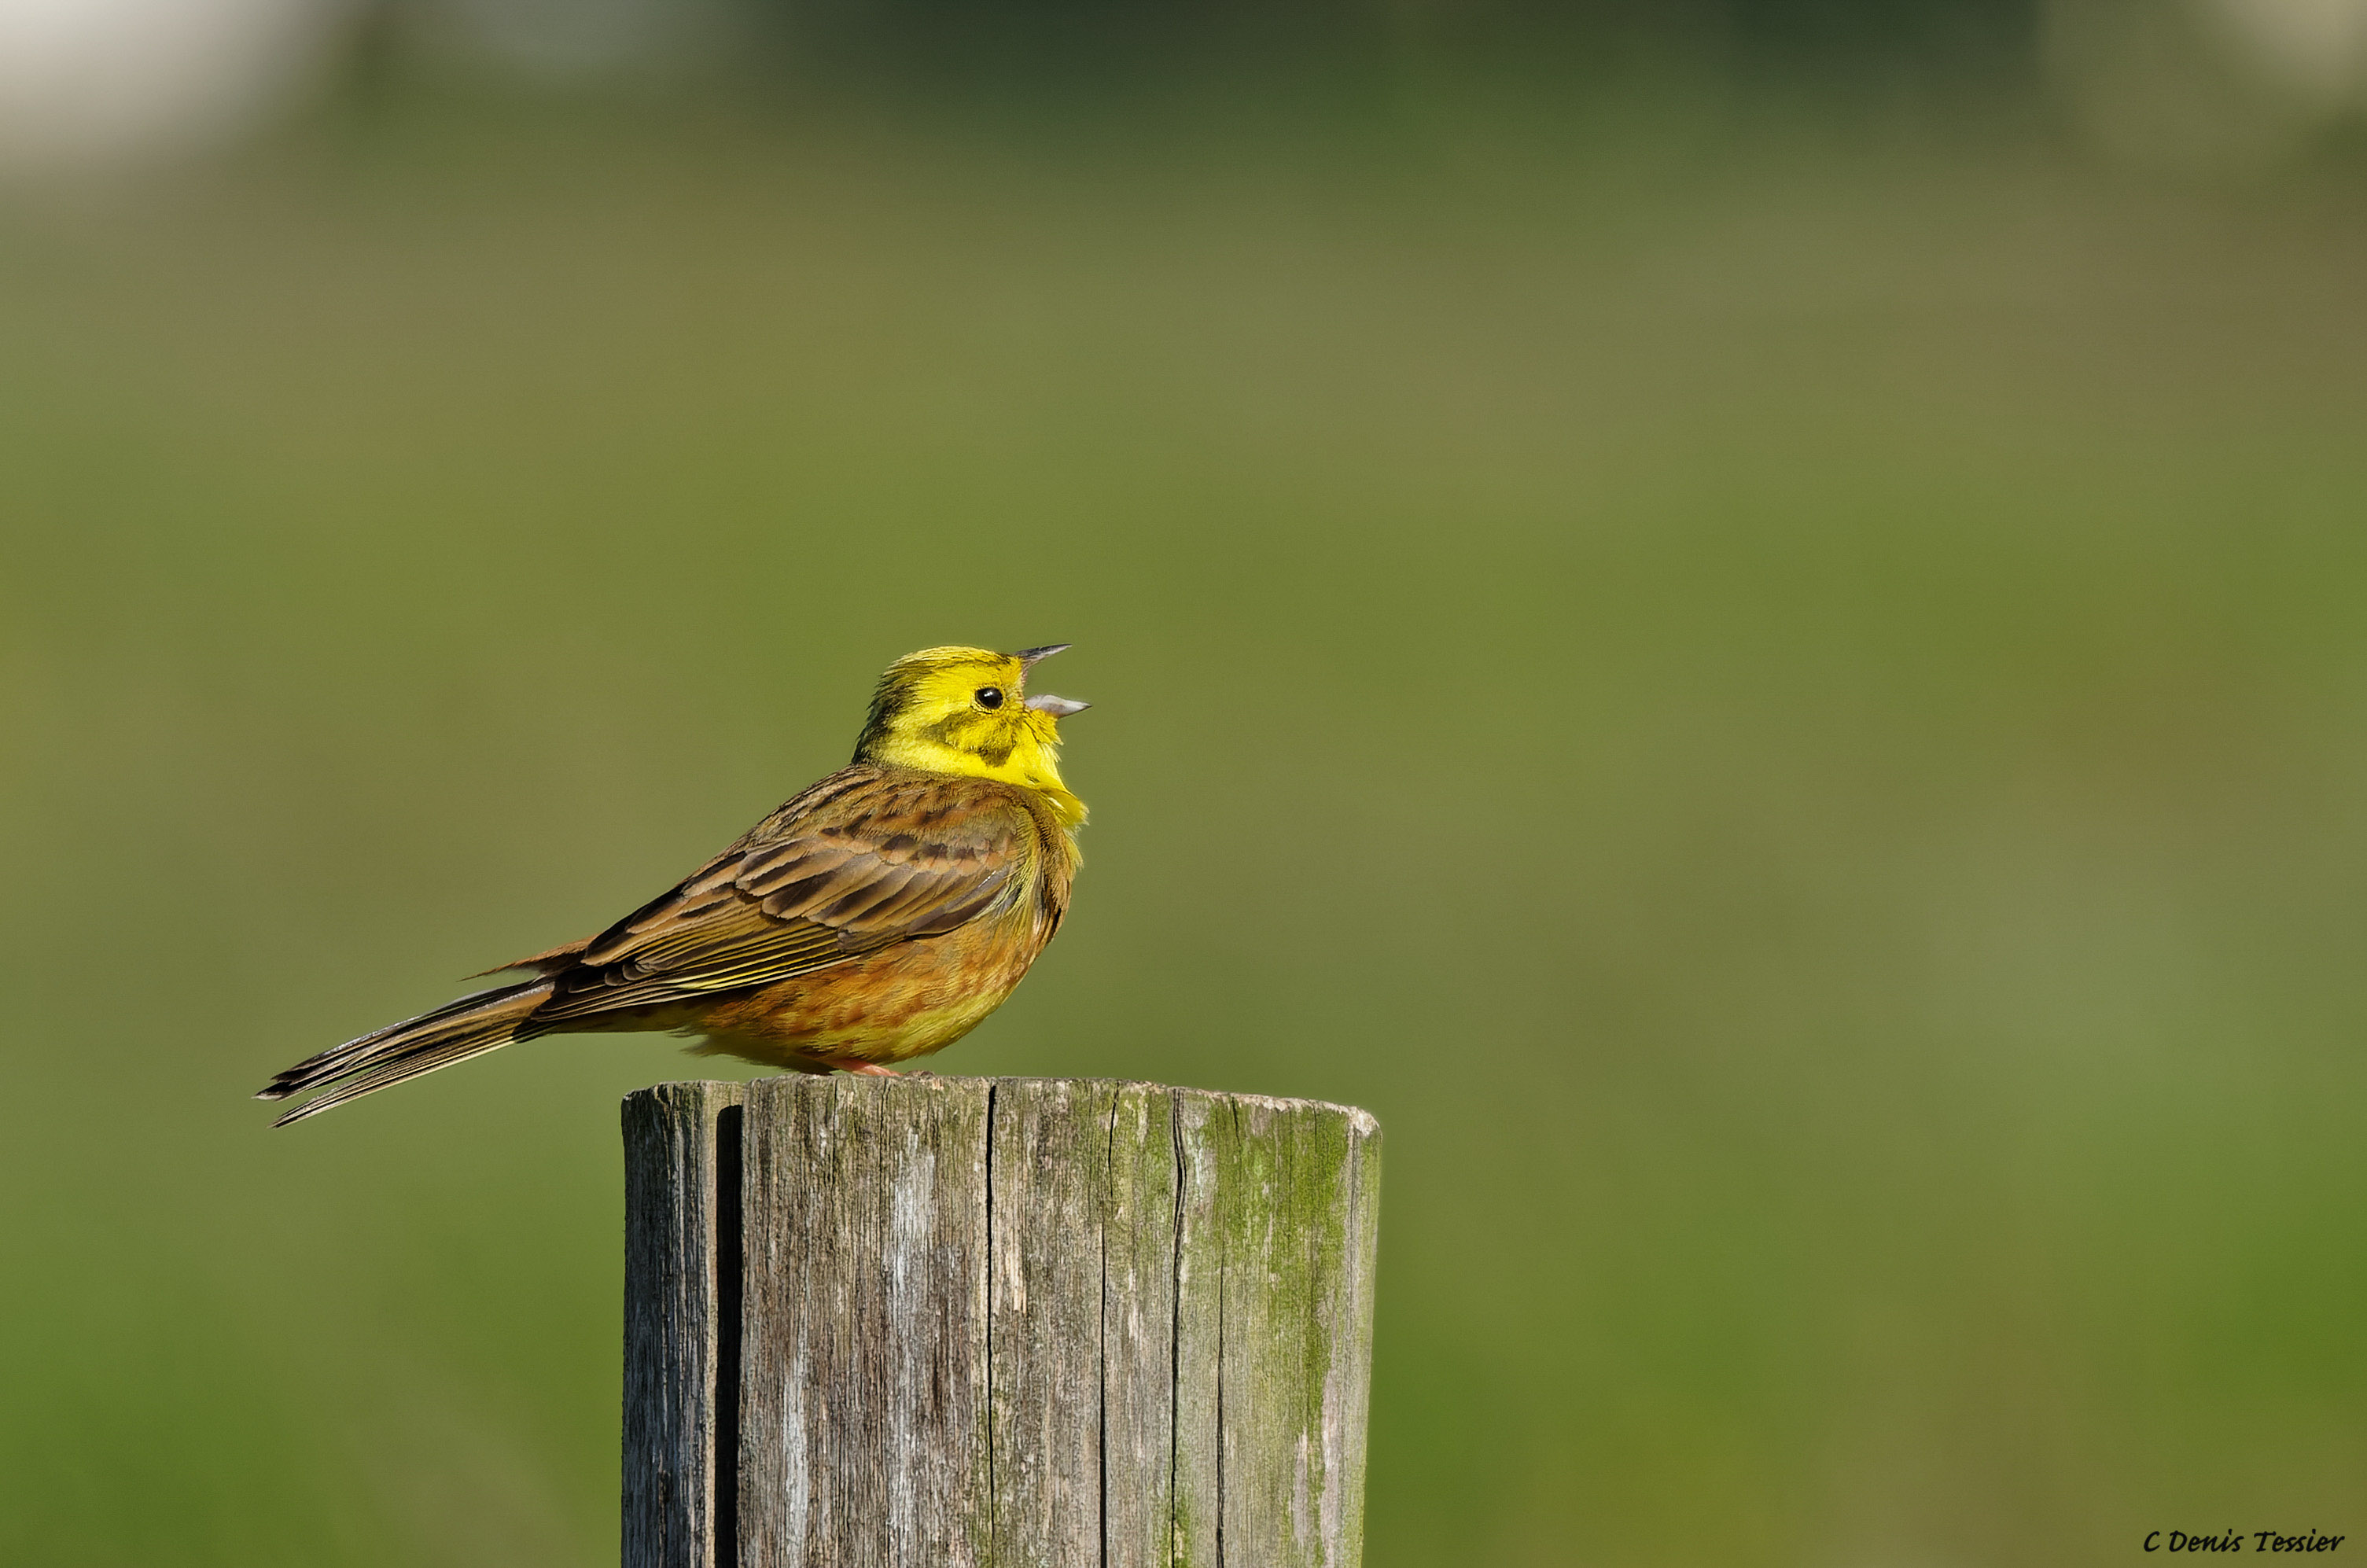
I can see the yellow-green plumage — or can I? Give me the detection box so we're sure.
[257,645,1088,1124]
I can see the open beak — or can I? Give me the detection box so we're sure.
[1016,645,1086,715]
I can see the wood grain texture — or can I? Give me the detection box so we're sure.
[738,1074,996,1568]
[623,1080,749,1568]
[622,1077,1380,1568]
[1099,1084,1184,1568]
[1204,1092,1382,1568]
[988,1077,1119,1567]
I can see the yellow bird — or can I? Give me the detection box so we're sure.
[259,645,1088,1125]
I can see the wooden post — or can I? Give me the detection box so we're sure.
[623,1076,1381,1568]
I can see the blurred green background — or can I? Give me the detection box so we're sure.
[4,3,2367,1563]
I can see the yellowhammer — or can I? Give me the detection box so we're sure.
[258,645,1088,1125]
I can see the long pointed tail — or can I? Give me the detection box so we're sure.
[256,979,554,1126]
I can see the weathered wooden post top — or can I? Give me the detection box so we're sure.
[623,1075,1381,1568]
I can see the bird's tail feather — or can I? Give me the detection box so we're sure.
[257,979,554,1127]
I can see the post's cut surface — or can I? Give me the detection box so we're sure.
[622,1076,1381,1568]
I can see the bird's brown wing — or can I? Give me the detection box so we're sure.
[528,767,1035,1026]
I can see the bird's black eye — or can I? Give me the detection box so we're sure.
[975,686,1005,710]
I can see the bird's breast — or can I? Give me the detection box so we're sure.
[690,895,1051,1066]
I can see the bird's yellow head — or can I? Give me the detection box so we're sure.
[853,645,1089,825]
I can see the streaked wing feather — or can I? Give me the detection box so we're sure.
[530,767,1033,1026]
